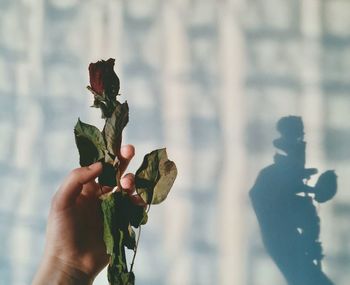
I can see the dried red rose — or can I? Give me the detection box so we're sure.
[88,58,120,98]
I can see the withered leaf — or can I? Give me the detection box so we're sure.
[128,202,147,228]
[103,101,129,156]
[101,191,146,283]
[123,225,136,250]
[101,192,117,254]
[74,119,106,166]
[135,148,177,204]
[118,271,135,285]
[99,162,117,187]
[102,193,133,284]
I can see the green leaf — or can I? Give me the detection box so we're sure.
[103,101,129,155]
[74,119,106,166]
[135,148,177,204]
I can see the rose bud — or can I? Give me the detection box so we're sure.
[88,58,120,99]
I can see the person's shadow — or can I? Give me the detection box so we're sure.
[249,116,337,285]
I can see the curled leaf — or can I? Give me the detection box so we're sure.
[101,193,117,254]
[74,119,106,166]
[135,148,177,204]
[103,101,129,156]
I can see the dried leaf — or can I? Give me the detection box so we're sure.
[135,148,177,204]
[128,203,147,228]
[101,193,116,254]
[102,193,133,285]
[99,162,117,187]
[123,225,136,250]
[103,101,129,156]
[74,119,106,166]
[102,192,143,284]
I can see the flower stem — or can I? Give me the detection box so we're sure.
[129,204,151,272]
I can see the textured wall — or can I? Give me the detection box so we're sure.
[0,1,350,285]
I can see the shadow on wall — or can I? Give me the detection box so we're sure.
[249,116,337,285]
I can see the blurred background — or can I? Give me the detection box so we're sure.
[1,0,350,284]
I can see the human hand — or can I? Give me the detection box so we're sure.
[32,144,143,285]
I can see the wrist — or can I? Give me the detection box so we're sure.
[32,255,94,285]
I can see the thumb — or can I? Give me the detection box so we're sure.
[54,162,103,209]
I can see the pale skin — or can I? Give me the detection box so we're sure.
[32,144,145,285]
